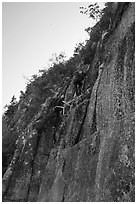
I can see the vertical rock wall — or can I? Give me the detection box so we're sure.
[3,3,135,202]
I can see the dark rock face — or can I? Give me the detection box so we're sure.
[3,3,135,202]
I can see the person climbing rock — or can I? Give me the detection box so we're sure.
[73,67,89,96]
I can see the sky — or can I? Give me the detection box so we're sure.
[2,2,104,108]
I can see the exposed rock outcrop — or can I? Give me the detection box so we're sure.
[3,3,135,202]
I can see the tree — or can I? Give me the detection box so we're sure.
[49,52,66,67]
[4,96,18,119]
[73,42,85,57]
[80,3,104,22]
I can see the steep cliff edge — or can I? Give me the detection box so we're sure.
[2,3,135,202]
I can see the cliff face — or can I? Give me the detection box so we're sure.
[2,3,135,202]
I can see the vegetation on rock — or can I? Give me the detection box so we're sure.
[2,2,135,202]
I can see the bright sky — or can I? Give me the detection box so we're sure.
[2,2,104,108]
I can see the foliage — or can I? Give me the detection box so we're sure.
[78,2,123,64]
[48,52,66,67]
[80,3,104,22]
[73,42,85,60]
[4,96,18,119]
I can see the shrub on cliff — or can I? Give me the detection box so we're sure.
[78,3,130,65]
[4,96,18,119]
